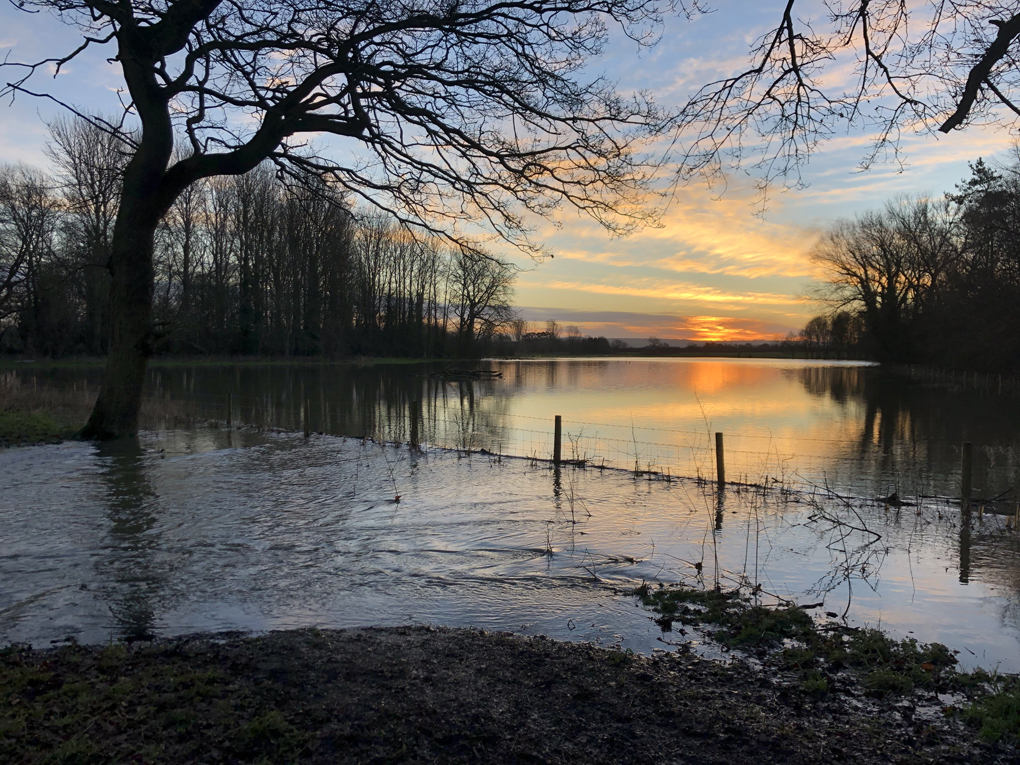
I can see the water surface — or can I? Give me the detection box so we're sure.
[3,358,1019,669]
[18,357,1020,497]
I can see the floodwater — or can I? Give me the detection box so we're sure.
[3,358,1020,670]
[16,357,1020,498]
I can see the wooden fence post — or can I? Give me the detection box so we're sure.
[715,432,725,489]
[961,441,972,521]
[226,392,232,428]
[303,397,311,438]
[553,415,562,465]
[1013,477,1020,529]
[410,398,420,451]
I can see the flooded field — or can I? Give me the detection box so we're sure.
[2,358,1020,669]
[14,357,1020,499]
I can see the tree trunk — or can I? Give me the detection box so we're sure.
[80,210,159,439]
[80,120,171,439]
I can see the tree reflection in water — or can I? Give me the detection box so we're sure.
[96,439,162,642]
[798,365,1020,499]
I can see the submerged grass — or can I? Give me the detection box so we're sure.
[631,581,1020,743]
[630,582,814,648]
[0,377,95,441]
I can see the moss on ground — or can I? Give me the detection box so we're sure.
[0,410,76,447]
[0,640,312,764]
[631,581,1020,743]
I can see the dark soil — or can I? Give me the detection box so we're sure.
[2,626,1015,764]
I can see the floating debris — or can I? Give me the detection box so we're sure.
[430,368,504,380]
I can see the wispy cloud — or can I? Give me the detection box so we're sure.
[531,179,823,280]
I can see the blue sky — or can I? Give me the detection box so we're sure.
[1,2,1015,341]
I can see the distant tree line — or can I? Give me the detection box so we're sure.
[0,118,520,359]
[512,321,614,356]
[800,152,1020,372]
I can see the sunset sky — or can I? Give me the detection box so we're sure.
[1,3,1016,342]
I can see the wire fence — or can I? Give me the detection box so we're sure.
[130,386,1017,502]
[7,372,1019,502]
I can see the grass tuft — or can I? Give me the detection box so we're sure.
[631,580,1020,741]
[963,677,1020,743]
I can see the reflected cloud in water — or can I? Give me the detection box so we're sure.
[6,359,1020,668]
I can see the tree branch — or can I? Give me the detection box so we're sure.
[940,15,1020,133]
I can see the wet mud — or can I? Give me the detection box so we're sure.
[2,627,1014,764]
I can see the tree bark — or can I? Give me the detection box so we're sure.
[79,18,187,439]
[80,77,176,436]
[80,203,159,439]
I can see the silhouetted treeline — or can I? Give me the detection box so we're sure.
[0,118,519,359]
[801,153,1020,371]
[511,321,613,355]
[615,338,801,357]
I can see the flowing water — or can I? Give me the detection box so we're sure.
[2,358,1020,670]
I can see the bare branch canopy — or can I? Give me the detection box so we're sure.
[4,0,690,252]
[676,2,1020,190]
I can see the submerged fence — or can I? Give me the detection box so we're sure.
[6,369,1020,508]
[181,387,1020,507]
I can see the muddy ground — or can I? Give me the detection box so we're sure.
[2,626,1016,764]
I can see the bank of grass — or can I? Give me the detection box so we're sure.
[0,352,810,371]
[0,377,202,443]
[0,409,75,446]
[631,581,1020,744]
[145,355,438,367]
[0,626,1009,764]
[0,378,94,446]
[0,355,452,370]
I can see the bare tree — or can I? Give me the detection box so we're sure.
[678,2,1020,192]
[811,196,961,361]
[3,0,679,438]
[205,177,236,338]
[158,171,208,326]
[799,316,829,356]
[0,165,60,340]
[449,249,516,356]
[508,314,527,344]
[46,116,129,355]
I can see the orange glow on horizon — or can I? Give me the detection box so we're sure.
[682,316,786,343]
[554,315,790,344]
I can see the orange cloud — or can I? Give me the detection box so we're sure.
[532,181,821,280]
[681,316,787,342]
[534,279,808,308]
